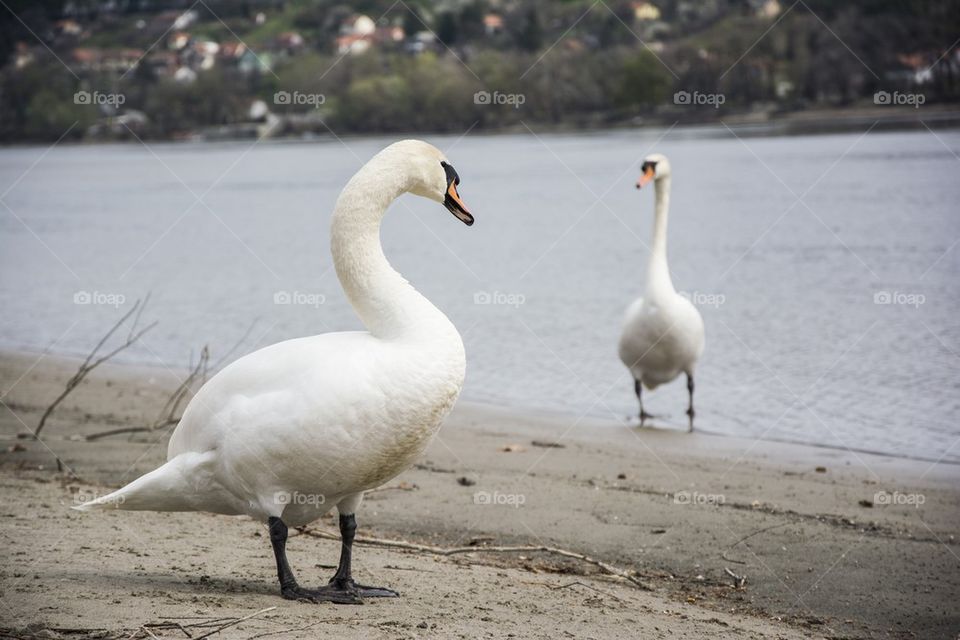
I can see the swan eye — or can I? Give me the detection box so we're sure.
[441,161,460,186]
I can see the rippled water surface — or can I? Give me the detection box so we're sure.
[2,127,958,462]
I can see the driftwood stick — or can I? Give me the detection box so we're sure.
[190,606,276,640]
[548,579,627,602]
[34,298,155,438]
[300,528,653,591]
[724,566,747,588]
[721,521,795,564]
[84,320,257,442]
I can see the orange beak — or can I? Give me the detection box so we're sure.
[444,180,473,226]
[636,165,655,189]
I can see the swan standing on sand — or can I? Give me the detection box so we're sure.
[76,140,474,604]
[618,154,704,432]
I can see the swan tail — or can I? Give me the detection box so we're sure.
[73,451,216,512]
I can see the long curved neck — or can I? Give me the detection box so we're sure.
[645,176,675,298]
[330,161,452,341]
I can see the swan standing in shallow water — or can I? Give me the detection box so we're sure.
[618,153,704,432]
[76,140,474,604]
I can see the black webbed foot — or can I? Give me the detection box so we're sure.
[281,583,364,605]
[329,577,399,598]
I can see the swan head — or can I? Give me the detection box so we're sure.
[385,139,474,226]
[636,153,671,189]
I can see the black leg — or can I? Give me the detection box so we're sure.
[267,516,361,604]
[686,373,695,432]
[329,513,399,598]
[634,379,653,426]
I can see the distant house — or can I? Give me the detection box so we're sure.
[172,10,199,31]
[14,42,34,69]
[483,13,504,36]
[168,31,191,51]
[72,47,144,72]
[237,49,272,74]
[334,15,401,55]
[54,19,83,37]
[756,0,781,18]
[895,52,934,84]
[274,31,305,54]
[173,66,197,84]
[219,41,247,61]
[343,15,376,37]
[404,31,436,55]
[631,2,661,21]
[336,34,372,56]
[374,25,404,44]
[145,51,178,76]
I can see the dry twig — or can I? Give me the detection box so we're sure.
[84,346,209,441]
[83,318,258,441]
[134,607,276,640]
[721,521,795,564]
[33,297,156,438]
[724,567,747,589]
[299,528,653,591]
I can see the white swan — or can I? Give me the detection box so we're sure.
[76,140,474,604]
[618,153,704,432]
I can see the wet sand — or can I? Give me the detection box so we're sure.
[0,350,957,639]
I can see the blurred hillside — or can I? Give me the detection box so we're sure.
[1,0,958,142]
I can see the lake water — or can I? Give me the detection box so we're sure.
[2,126,958,464]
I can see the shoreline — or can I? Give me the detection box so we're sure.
[2,105,958,148]
[1,349,958,638]
[4,345,956,475]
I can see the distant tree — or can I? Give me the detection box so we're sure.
[613,50,672,112]
[459,1,486,42]
[0,59,89,142]
[516,6,542,52]
[436,11,459,46]
[403,5,425,37]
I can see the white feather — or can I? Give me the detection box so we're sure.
[618,154,705,391]
[75,140,467,527]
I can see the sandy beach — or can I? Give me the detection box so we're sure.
[0,349,957,639]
